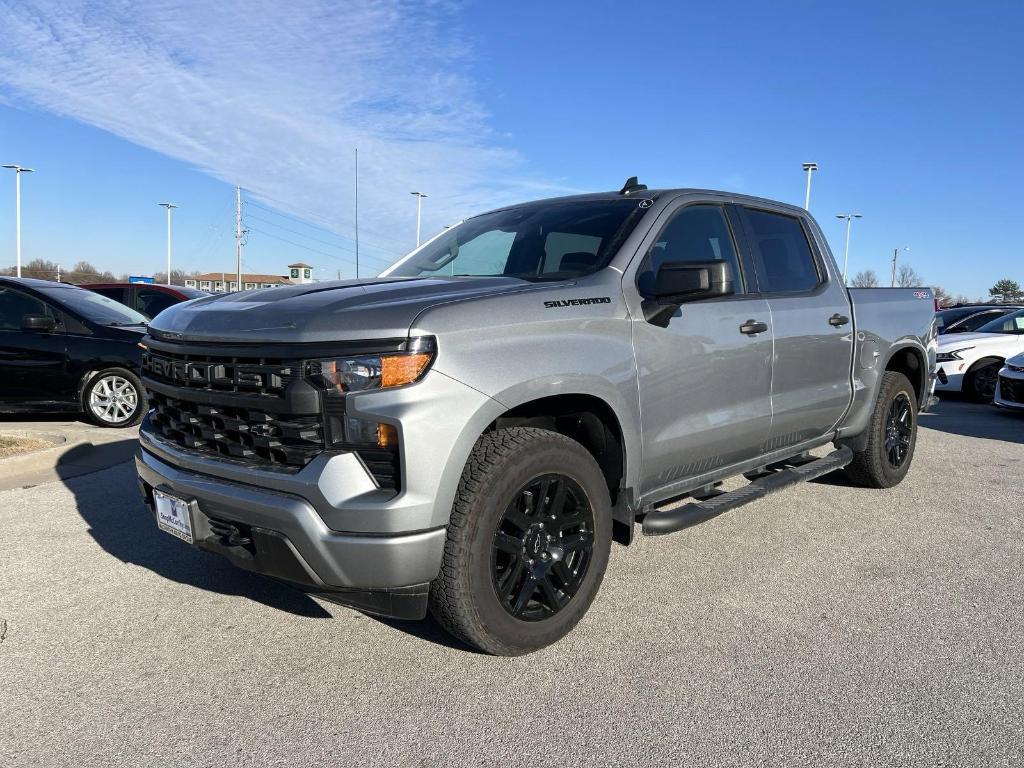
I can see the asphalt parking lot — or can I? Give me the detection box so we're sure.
[1,398,1022,767]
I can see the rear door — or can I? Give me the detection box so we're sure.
[626,201,773,495]
[737,206,853,448]
[0,287,69,403]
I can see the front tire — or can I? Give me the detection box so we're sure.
[429,427,612,655]
[844,371,918,488]
[966,358,1002,402]
[82,368,146,428]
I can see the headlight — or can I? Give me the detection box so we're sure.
[309,338,435,393]
[936,346,974,363]
[308,338,435,453]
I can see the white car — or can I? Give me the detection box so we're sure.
[935,307,1024,401]
[994,351,1024,411]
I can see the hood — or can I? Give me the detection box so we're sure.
[936,331,1019,349]
[147,276,543,343]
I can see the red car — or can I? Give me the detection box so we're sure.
[81,283,209,320]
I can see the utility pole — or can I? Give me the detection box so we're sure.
[235,186,243,291]
[56,264,60,282]
[354,148,360,279]
[410,191,428,246]
[801,162,818,210]
[159,202,177,283]
[835,213,862,284]
[2,164,34,278]
[890,246,910,287]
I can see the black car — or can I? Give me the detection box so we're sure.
[936,304,1022,335]
[0,276,149,427]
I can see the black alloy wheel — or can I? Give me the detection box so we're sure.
[884,392,913,468]
[491,473,595,621]
[971,363,1000,401]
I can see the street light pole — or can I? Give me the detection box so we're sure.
[2,164,34,278]
[159,202,177,283]
[890,246,910,287]
[410,191,428,247]
[801,162,818,210]
[835,213,862,284]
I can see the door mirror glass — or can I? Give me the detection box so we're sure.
[21,313,57,332]
[653,260,733,304]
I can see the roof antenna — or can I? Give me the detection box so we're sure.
[619,176,647,195]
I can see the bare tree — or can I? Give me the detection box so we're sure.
[850,269,880,287]
[896,263,923,288]
[932,285,953,306]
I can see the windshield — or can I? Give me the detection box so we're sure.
[46,286,149,326]
[975,308,1024,334]
[382,198,648,280]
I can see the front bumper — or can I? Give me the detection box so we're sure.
[934,364,964,392]
[994,368,1024,410]
[136,448,446,619]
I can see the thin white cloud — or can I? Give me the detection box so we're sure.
[0,0,569,265]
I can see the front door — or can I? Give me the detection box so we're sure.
[0,287,69,403]
[626,202,773,497]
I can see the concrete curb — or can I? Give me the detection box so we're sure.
[0,434,139,491]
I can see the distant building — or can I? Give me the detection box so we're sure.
[184,262,314,292]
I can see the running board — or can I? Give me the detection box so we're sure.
[641,446,854,536]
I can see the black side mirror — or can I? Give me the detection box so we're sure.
[22,314,57,332]
[643,261,734,327]
[653,260,733,303]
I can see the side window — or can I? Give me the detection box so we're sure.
[637,204,742,296]
[89,287,126,303]
[136,289,177,319]
[957,310,1002,332]
[743,208,821,293]
[0,288,51,330]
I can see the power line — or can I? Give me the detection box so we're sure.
[246,198,407,256]
[246,226,392,267]
[246,213,362,254]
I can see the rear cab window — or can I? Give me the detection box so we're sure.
[741,208,822,293]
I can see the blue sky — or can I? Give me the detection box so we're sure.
[0,0,1020,297]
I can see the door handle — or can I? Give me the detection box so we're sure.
[829,313,850,327]
[739,320,768,336]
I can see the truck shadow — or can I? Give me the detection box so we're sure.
[62,444,331,619]
[918,396,1024,444]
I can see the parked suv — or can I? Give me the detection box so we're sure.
[0,276,148,426]
[134,182,936,654]
[82,282,208,320]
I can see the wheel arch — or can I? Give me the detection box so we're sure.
[486,391,636,545]
[883,344,928,407]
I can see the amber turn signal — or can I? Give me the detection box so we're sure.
[377,423,399,447]
[381,352,432,388]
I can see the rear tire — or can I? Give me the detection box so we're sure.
[844,371,918,488]
[82,368,146,428]
[429,427,612,655]
[966,358,1002,402]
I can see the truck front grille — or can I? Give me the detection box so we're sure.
[148,391,324,469]
[142,349,300,397]
[141,341,403,490]
[998,375,1024,404]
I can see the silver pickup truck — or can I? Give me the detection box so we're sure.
[135,180,937,655]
